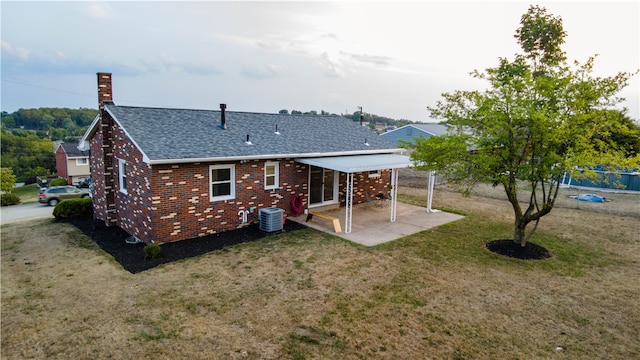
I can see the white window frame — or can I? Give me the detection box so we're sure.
[210,164,235,201]
[368,170,381,179]
[118,158,127,194]
[76,157,88,166]
[264,161,279,190]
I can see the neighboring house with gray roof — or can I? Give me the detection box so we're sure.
[80,73,409,243]
[380,123,448,146]
[55,142,90,185]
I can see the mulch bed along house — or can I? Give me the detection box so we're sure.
[64,218,308,274]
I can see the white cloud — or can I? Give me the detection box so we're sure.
[142,52,223,76]
[1,40,29,60]
[240,64,282,79]
[86,3,112,19]
[341,51,392,67]
[318,52,345,78]
[212,34,256,48]
[256,40,282,51]
[160,53,177,66]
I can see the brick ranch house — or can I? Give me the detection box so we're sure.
[80,72,411,244]
[55,142,90,185]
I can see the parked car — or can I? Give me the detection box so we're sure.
[38,186,91,206]
[36,175,60,188]
[76,178,92,189]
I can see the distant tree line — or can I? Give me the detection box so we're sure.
[278,109,414,130]
[343,111,414,131]
[1,130,56,182]
[1,108,97,181]
[1,108,97,142]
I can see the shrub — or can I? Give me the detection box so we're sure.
[49,178,68,186]
[1,168,17,193]
[52,198,93,219]
[144,243,161,259]
[0,193,21,206]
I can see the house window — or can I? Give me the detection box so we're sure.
[118,159,127,194]
[76,158,88,166]
[264,161,279,190]
[210,164,235,201]
[368,170,381,178]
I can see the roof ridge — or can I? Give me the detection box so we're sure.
[108,104,343,117]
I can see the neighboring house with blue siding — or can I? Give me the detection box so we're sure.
[382,123,449,195]
[380,123,448,146]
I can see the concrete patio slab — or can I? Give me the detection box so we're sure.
[288,202,464,246]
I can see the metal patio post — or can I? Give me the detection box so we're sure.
[345,172,354,233]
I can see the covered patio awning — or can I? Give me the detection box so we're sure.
[296,154,411,173]
[297,154,437,234]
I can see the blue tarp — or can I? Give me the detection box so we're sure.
[575,194,606,202]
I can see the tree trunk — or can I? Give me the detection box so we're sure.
[514,217,528,247]
[504,178,529,247]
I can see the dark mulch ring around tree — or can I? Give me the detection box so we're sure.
[485,239,552,260]
[57,218,308,274]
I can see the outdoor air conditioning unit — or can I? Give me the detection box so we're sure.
[259,207,284,232]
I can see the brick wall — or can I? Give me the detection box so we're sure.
[148,159,309,243]
[145,159,391,244]
[89,118,108,223]
[55,146,68,182]
[112,123,154,242]
[340,170,392,206]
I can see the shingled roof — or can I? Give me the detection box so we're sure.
[94,105,400,164]
[380,123,449,146]
[57,142,89,158]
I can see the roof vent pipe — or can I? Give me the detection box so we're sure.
[358,106,363,126]
[220,103,227,129]
[246,134,253,145]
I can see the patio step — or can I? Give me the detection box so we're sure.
[306,211,342,233]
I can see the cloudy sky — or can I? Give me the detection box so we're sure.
[2,1,638,122]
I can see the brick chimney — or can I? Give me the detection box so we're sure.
[97,72,113,109]
[95,72,117,228]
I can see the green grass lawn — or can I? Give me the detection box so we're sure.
[2,187,638,359]
[11,184,40,204]
[391,193,611,277]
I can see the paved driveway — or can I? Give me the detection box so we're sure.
[0,203,54,225]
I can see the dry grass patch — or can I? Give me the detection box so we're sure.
[2,185,639,359]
